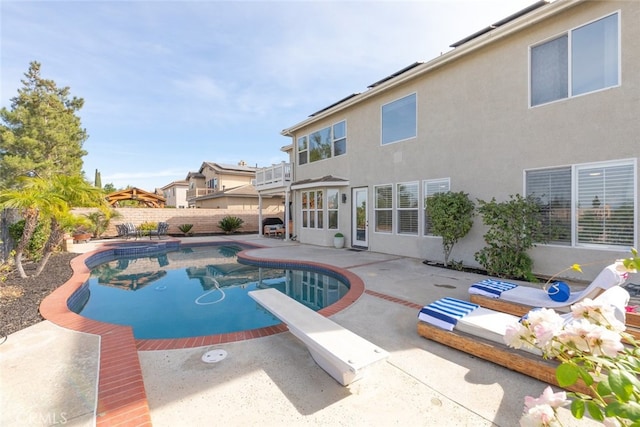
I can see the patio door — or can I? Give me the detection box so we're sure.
[352,187,368,248]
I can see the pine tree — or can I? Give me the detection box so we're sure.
[0,61,88,188]
[95,169,102,189]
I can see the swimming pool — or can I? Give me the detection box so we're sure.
[68,243,350,339]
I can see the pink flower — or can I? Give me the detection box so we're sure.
[524,386,570,409]
[626,306,638,313]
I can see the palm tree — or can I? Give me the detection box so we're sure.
[0,177,63,278]
[0,174,107,278]
[34,175,107,276]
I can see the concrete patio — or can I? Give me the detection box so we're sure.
[0,235,600,426]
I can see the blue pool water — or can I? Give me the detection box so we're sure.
[68,243,349,339]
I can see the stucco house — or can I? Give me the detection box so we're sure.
[161,180,189,208]
[255,0,638,279]
[187,161,284,211]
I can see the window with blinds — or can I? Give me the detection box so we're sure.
[423,178,451,236]
[375,185,393,233]
[577,163,635,246]
[525,159,636,248]
[526,167,571,244]
[397,182,418,235]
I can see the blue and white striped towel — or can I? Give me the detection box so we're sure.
[468,279,518,298]
[418,298,479,331]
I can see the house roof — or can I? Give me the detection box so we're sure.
[291,175,349,190]
[281,0,570,137]
[161,180,189,190]
[200,161,257,175]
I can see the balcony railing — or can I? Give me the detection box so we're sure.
[254,162,292,191]
[186,188,216,200]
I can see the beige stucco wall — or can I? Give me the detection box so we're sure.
[72,207,273,237]
[286,0,639,278]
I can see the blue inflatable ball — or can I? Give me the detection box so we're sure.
[547,281,570,302]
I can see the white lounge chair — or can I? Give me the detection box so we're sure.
[467,264,639,337]
[417,286,631,395]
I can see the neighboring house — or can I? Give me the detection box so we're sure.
[256,0,639,278]
[161,180,189,208]
[187,161,284,211]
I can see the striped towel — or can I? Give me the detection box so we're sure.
[468,279,518,298]
[418,298,479,331]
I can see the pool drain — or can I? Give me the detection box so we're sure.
[202,349,227,363]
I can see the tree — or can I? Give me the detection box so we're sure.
[0,61,88,188]
[0,174,107,278]
[425,191,475,267]
[34,175,107,276]
[0,177,64,277]
[94,169,102,188]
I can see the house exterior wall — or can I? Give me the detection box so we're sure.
[163,184,188,208]
[284,0,639,279]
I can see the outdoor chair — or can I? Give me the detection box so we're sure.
[117,223,139,239]
[417,286,631,395]
[148,222,169,239]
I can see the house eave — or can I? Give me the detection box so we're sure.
[281,0,579,137]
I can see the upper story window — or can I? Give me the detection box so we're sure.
[207,177,218,189]
[298,136,308,165]
[530,12,619,107]
[298,120,346,166]
[381,93,416,145]
[525,159,636,249]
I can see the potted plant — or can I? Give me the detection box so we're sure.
[333,232,345,249]
[71,216,93,243]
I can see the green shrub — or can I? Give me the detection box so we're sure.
[425,191,475,267]
[8,220,49,262]
[178,224,193,235]
[474,194,547,280]
[218,216,244,234]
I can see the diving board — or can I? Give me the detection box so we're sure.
[249,288,389,386]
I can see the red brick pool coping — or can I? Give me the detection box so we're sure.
[39,241,375,426]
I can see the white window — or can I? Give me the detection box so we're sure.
[374,185,393,233]
[327,189,339,229]
[530,13,619,107]
[301,190,324,229]
[298,136,308,165]
[396,182,418,235]
[299,120,347,165]
[423,178,451,236]
[525,159,636,248]
[333,121,346,156]
[381,93,417,145]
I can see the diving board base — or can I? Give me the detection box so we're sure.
[470,294,640,340]
[417,320,593,396]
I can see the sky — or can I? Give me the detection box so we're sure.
[1,0,537,191]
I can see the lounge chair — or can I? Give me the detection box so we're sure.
[417,286,631,395]
[467,264,639,336]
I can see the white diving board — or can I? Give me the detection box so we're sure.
[249,288,389,386]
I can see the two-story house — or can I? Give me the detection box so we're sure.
[256,0,639,278]
[161,180,189,208]
[187,161,284,211]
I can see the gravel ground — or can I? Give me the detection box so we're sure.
[0,252,77,337]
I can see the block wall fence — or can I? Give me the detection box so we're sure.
[72,208,284,237]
